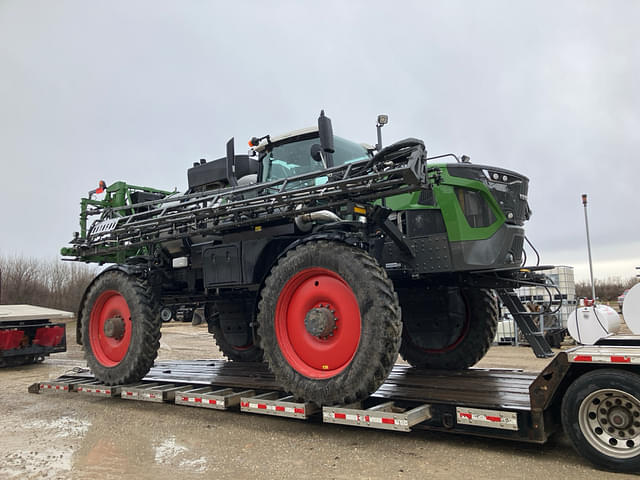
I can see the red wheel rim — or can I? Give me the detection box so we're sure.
[89,290,132,367]
[275,268,361,379]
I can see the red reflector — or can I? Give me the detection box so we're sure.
[241,401,249,408]
[334,412,346,420]
[258,403,267,409]
[460,412,472,420]
[485,416,501,422]
[611,356,631,363]
[208,399,216,405]
[364,415,370,422]
[182,396,188,402]
[105,390,111,395]
[33,326,64,347]
[126,392,133,396]
[0,329,25,350]
[294,408,304,414]
[573,355,593,362]
[276,406,285,412]
[195,397,202,403]
[381,418,394,425]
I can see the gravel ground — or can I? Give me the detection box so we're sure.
[0,319,637,480]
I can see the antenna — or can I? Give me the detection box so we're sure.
[581,194,596,301]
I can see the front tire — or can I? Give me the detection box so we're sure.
[562,369,640,473]
[257,241,401,405]
[398,287,498,370]
[80,271,161,385]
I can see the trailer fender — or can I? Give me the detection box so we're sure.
[75,264,148,345]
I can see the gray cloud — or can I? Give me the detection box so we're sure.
[1,0,638,279]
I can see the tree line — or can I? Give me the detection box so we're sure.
[0,255,97,313]
[0,254,637,312]
[575,277,639,301]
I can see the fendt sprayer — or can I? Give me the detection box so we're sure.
[61,111,552,406]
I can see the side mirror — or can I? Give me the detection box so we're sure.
[317,110,334,166]
[226,138,238,187]
[310,144,323,163]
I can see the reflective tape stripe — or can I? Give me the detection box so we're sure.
[181,396,218,405]
[244,401,303,415]
[570,354,635,364]
[456,407,518,431]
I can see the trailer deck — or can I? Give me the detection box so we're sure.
[31,337,640,472]
[31,357,563,441]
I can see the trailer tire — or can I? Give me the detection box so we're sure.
[81,271,161,385]
[257,240,401,405]
[398,287,498,370]
[561,369,640,473]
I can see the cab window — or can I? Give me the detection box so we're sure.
[261,135,369,183]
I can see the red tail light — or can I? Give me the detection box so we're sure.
[33,326,65,347]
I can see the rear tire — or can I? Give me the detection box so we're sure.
[81,271,161,385]
[206,304,263,362]
[562,369,640,472]
[257,240,401,405]
[398,287,497,370]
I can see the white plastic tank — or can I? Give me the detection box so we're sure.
[622,283,640,334]
[567,304,621,345]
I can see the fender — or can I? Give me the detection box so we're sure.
[75,264,148,345]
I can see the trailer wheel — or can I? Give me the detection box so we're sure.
[398,287,497,370]
[81,271,161,385]
[257,240,401,405]
[562,369,640,473]
[159,307,174,323]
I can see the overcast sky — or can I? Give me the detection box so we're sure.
[0,1,638,281]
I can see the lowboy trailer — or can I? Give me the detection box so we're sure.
[32,336,640,473]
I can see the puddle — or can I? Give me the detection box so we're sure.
[1,416,90,479]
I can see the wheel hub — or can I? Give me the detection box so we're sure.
[304,305,337,338]
[609,407,632,429]
[103,316,126,339]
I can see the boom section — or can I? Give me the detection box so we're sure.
[63,143,429,261]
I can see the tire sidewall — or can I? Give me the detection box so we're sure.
[399,287,497,369]
[81,272,153,384]
[258,242,400,404]
[561,369,640,473]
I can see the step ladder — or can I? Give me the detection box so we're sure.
[498,289,554,358]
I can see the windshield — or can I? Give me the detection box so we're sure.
[261,135,369,183]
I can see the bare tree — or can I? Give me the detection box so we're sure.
[0,255,96,313]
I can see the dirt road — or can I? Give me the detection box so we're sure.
[0,321,635,479]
